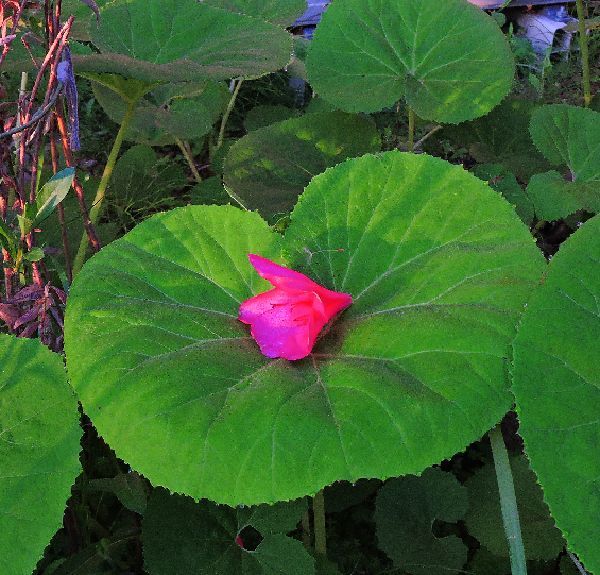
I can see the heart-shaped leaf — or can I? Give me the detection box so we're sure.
[305,0,515,123]
[529,104,600,182]
[526,171,600,221]
[223,111,381,218]
[375,468,468,575]
[199,0,307,26]
[143,488,312,575]
[512,215,600,572]
[64,151,544,505]
[439,99,551,181]
[71,0,293,82]
[0,335,81,575]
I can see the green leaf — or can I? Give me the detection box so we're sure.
[0,218,17,256]
[199,0,307,26]
[374,468,468,575]
[142,488,313,575]
[223,111,381,218]
[244,105,299,132]
[189,177,232,206]
[464,455,564,561]
[72,0,293,83]
[17,204,36,237]
[23,247,45,262]
[529,104,600,182]
[0,335,81,575]
[88,472,150,514]
[91,80,229,146]
[34,167,75,226]
[440,99,551,181]
[64,151,544,505]
[526,171,600,221]
[108,145,187,223]
[473,163,535,225]
[80,72,156,104]
[305,0,515,122]
[512,215,600,573]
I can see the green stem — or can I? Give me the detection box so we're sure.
[313,490,327,557]
[576,0,591,107]
[489,426,528,575]
[72,99,138,275]
[407,106,416,152]
[176,138,202,184]
[215,79,243,152]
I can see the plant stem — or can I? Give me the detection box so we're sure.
[568,551,588,575]
[313,489,327,557]
[407,106,416,152]
[215,79,243,152]
[301,508,311,549]
[576,0,591,107]
[489,425,528,575]
[175,138,202,183]
[72,99,137,275]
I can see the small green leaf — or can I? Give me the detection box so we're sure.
[17,204,35,237]
[526,171,600,221]
[0,335,81,575]
[465,455,564,560]
[375,468,468,575]
[0,218,17,256]
[88,472,150,514]
[23,247,45,262]
[529,104,600,182]
[34,167,75,226]
[142,488,313,575]
[306,0,514,122]
[513,215,600,572]
[223,111,381,218]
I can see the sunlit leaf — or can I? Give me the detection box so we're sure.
[513,216,600,572]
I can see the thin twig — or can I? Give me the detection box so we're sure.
[215,78,243,151]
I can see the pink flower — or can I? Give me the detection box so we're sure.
[239,254,352,361]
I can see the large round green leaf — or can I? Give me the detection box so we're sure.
[305,0,515,122]
[64,151,544,505]
[512,216,600,572]
[71,0,292,82]
[199,0,307,26]
[223,111,381,218]
[0,335,81,575]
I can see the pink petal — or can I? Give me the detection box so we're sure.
[248,254,321,292]
[240,255,353,361]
